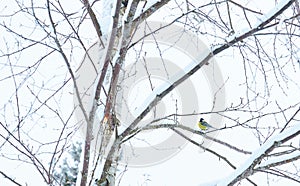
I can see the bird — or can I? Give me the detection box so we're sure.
[198,118,216,130]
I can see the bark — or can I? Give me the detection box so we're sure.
[80,0,123,185]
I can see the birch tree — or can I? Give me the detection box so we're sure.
[0,0,300,186]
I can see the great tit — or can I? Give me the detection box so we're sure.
[198,118,216,130]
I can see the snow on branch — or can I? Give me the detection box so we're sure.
[218,120,300,186]
[256,151,300,170]
[133,0,171,25]
[215,0,296,54]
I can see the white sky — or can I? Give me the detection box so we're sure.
[0,0,300,185]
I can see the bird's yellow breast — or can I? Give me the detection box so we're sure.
[198,122,207,130]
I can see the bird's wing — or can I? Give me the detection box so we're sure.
[203,121,216,129]
[202,121,211,127]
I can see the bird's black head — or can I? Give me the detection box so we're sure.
[200,118,204,122]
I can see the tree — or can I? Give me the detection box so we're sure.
[54,142,82,186]
[0,0,300,185]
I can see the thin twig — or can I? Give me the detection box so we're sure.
[280,106,300,133]
[172,128,257,186]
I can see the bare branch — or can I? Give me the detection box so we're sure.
[120,0,297,140]
[280,106,300,132]
[0,170,22,186]
[82,0,105,47]
[125,123,252,154]
[172,128,257,186]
